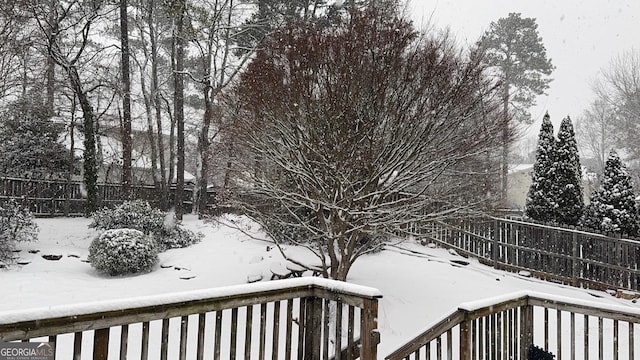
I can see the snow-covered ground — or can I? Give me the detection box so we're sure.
[3,215,640,357]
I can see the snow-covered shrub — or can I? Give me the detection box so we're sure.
[580,151,639,236]
[91,201,202,252]
[90,200,164,235]
[0,200,39,263]
[88,228,158,276]
[157,226,203,250]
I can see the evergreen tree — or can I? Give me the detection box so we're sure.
[581,151,639,236]
[525,113,557,222]
[0,97,71,178]
[479,13,555,202]
[555,116,584,225]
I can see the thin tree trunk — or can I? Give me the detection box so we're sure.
[501,83,510,205]
[45,0,57,115]
[65,96,76,216]
[120,0,132,198]
[136,13,160,191]
[148,0,168,208]
[173,0,185,219]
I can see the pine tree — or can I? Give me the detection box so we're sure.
[581,151,639,236]
[555,116,584,225]
[525,113,557,222]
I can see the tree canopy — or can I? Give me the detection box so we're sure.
[228,8,507,280]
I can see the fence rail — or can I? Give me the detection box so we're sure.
[386,291,640,360]
[0,278,381,360]
[426,216,640,293]
[0,177,202,215]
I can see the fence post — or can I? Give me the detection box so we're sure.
[572,230,579,287]
[493,219,499,268]
[519,303,534,360]
[360,298,380,360]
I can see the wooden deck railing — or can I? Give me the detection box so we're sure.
[426,216,640,292]
[385,291,640,360]
[0,278,381,360]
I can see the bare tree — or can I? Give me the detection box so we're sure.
[592,48,640,161]
[228,9,506,281]
[575,99,618,174]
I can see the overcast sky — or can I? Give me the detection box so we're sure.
[406,0,640,144]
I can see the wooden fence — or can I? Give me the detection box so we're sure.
[386,291,640,360]
[0,177,201,216]
[426,216,640,293]
[0,278,381,360]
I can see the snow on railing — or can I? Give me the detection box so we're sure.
[385,290,640,360]
[0,278,382,360]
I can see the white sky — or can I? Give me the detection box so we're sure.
[407,0,640,144]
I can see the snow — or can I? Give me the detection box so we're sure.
[3,216,640,357]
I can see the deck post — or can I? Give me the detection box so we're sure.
[519,304,534,360]
[304,296,323,360]
[360,298,380,360]
[459,314,471,360]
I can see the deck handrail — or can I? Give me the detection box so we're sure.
[386,291,640,360]
[0,278,382,360]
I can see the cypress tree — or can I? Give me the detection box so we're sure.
[581,151,639,236]
[555,116,584,225]
[525,113,557,222]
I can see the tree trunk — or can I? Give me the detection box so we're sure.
[173,0,185,219]
[120,0,132,198]
[501,83,510,206]
[65,96,76,217]
[148,0,168,208]
[67,66,98,213]
[45,0,58,116]
[194,100,212,216]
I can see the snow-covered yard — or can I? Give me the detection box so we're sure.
[3,216,640,357]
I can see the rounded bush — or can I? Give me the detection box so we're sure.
[90,200,164,235]
[158,226,203,250]
[88,228,158,276]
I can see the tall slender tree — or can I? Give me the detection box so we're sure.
[581,151,639,236]
[171,0,186,219]
[120,0,132,197]
[525,113,557,222]
[479,13,555,203]
[555,116,584,225]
